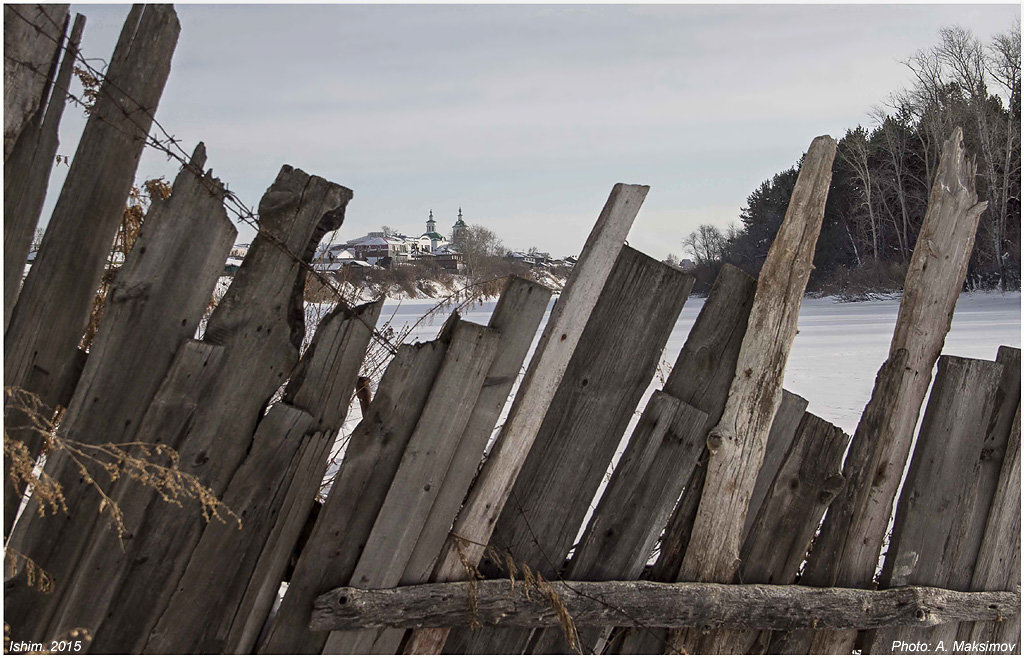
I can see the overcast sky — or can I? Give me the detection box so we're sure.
[53,3,1018,259]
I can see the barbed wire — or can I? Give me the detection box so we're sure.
[6,5,421,354]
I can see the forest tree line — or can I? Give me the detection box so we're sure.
[674,23,1021,297]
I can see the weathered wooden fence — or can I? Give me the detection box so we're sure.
[3,5,1019,655]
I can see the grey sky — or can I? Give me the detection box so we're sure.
[54,3,1018,259]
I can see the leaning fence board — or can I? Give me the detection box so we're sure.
[259,327,456,655]
[670,135,836,652]
[697,411,850,654]
[219,300,384,654]
[536,395,803,654]
[613,264,757,655]
[3,4,69,161]
[742,412,849,586]
[957,404,1021,651]
[404,183,647,654]
[962,346,1021,555]
[866,356,1006,654]
[3,4,180,538]
[80,166,350,654]
[447,246,694,655]
[144,300,382,653]
[528,392,709,654]
[38,339,226,648]
[773,127,989,656]
[4,13,84,332]
[323,321,500,654]
[742,389,809,540]
[3,145,235,644]
[361,277,552,655]
[311,581,1018,632]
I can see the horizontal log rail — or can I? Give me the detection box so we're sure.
[310,580,1018,633]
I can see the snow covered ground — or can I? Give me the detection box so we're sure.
[376,290,1021,433]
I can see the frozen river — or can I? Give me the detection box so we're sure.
[376,290,1021,434]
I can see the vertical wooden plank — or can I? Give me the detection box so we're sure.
[446,247,695,655]
[143,300,382,654]
[38,340,226,648]
[4,13,84,331]
[963,347,1021,554]
[220,301,385,655]
[668,135,836,653]
[404,183,648,655]
[4,7,180,498]
[258,329,455,655]
[397,277,552,587]
[3,144,236,644]
[957,404,1021,652]
[76,167,351,654]
[323,321,500,654]
[613,263,757,655]
[365,277,552,655]
[865,356,1004,654]
[772,128,989,656]
[528,393,708,654]
[695,411,850,655]
[742,389,809,540]
[3,4,68,161]
[742,413,849,586]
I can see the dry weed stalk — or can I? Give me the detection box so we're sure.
[3,386,240,548]
[4,548,54,594]
[448,535,582,653]
[81,177,173,350]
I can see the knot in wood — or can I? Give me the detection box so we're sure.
[706,430,724,454]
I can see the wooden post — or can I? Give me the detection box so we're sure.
[613,263,757,655]
[403,183,648,654]
[360,277,552,655]
[310,580,1019,632]
[4,7,180,503]
[4,12,84,331]
[3,145,236,644]
[669,135,836,652]
[75,167,351,654]
[866,356,1007,653]
[3,4,69,161]
[259,329,456,655]
[143,300,383,654]
[445,247,694,655]
[957,404,1021,650]
[770,128,988,655]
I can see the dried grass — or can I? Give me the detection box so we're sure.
[81,177,172,351]
[3,386,239,548]
[448,535,582,653]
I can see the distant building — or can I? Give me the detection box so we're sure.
[422,210,447,251]
[431,244,465,272]
[451,208,468,243]
[312,245,373,272]
[332,210,468,272]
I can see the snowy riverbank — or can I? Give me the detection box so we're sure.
[375,290,1021,433]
